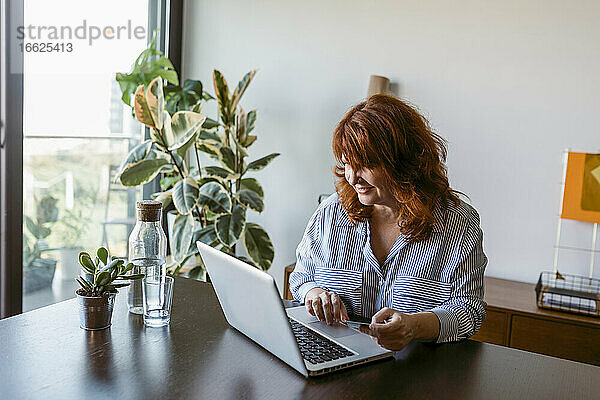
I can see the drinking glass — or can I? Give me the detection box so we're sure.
[142,276,174,327]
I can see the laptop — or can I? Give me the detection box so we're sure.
[197,242,394,377]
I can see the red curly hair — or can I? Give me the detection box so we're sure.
[333,94,460,242]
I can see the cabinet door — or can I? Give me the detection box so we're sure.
[470,309,507,346]
[510,315,600,366]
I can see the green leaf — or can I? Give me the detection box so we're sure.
[202,117,220,129]
[119,158,169,186]
[196,143,220,158]
[156,69,179,86]
[152,190,172,208]
[169,110,206,152]
[230,133,248,158]
[197,181,231,214]
[192,224,218,246]
[164,79,205,114]
[172,177,200,215]
[146,76,165,130]
[77,276,93,292]
[160,174,179,190]
[176,131,198,158]
[242,135,257,148]
[170,213,194,263]
[97,247,109,266]
[197,128,222,144]
[242,222,274,270]
[236,107,247,143]
[246,153,280,172]
[235,255,259,268]
[240,178,264,197]
[158,110,174,147]
[134,85,155,127]
[216,205,246,247]
[231,70,257,111]
[188,265,205,280]
[115,72,138,106]
[116,140,152,178]
[79,252,96,274]
[213,69,232,124]
[122,263,134,275]
[95,271,112,287]
[217,146,236,171]
[204,166,239,180]
[246,110,257,134]
[237,189,264,212]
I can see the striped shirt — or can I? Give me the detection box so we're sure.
[289,193,487,344]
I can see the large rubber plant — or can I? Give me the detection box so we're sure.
[115,37,278,275]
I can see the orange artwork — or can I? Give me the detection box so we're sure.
[561,152,600,223]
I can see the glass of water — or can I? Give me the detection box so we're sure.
[142,276,174,327]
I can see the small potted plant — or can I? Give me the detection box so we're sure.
[76,247,143,330]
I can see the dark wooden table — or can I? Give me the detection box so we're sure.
[1,277,599,400]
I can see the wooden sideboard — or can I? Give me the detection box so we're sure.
[283,265,600,366]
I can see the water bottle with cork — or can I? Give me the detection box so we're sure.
[127,200,167,314]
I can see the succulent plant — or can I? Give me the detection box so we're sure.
[76,246,143,297]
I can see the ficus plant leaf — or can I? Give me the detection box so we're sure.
[172,177,200,215]
[192,224,218,247]
[237,189,264,212]
[213,69,233,124]
[216,205,246,248]
[170,213,195,263]
[146,76,165,130]
[242,222,274,270]
[231,69,257,111]
[119,158,170,186]
[216,145,236,172]
[168,110,206,152]
[245,153,280,173]
[246,110,257,134]
[197,181,231,215]
[134,85,155,128]
[204,166,239,180]
[115,140,153,180]
[240,178,264,197]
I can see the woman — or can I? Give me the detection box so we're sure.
[289,94,487,351]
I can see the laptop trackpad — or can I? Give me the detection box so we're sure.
[308,321,359,338]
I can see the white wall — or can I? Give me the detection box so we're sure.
[183,0,600,290]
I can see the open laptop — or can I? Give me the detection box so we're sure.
[197,242,394,377]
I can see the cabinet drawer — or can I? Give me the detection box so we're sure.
[471,309,507,346]
[510,315,600,366]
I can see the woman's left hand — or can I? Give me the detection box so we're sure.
[358,307,416,351]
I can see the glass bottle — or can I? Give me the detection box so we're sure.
[127,200,167,314]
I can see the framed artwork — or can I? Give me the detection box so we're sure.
[561,152,600,223]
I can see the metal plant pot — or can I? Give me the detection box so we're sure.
[76,291,117,331]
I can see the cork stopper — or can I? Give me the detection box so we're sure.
[136,200,162,222]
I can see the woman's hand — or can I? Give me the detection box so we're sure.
[305,287,349,325]
[359,307,417,351]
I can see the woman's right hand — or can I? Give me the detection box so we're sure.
[305,287,349,325]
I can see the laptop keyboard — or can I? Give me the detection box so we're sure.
[289,319,355,364]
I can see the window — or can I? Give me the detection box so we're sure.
[21,0,150,311]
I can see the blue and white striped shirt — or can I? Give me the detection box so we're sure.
[289,193,487,343]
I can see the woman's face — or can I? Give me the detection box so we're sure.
[343,157,396,208]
